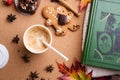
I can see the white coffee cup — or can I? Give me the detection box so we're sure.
[23,24,52,54]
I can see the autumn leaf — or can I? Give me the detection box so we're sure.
[57,58,93,80]
[79,0,92,12]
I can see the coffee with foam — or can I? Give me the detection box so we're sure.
[23,25,52,54]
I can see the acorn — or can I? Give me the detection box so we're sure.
[2,0,13,6]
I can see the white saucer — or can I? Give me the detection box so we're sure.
[0,44,9,69]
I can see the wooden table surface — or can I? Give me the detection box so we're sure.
[0,0,86,80]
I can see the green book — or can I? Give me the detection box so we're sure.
[82,0,120,70]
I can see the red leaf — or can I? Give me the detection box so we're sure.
[87,70,93,79]
[57,58,93,80]
[74,58,86,72]
[74,58,82,70]
[57,62,70,75]
[70,64,76,73]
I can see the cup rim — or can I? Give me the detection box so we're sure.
[23,24,52,54]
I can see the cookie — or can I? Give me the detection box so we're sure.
[14,0,40,15]
[42,6,80,36]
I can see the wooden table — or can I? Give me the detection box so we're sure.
[0,0,86,79]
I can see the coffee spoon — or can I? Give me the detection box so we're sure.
[42,40,69,61]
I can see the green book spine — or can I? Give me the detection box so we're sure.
[82,0,120,70]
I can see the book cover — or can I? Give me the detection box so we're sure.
[82,0,120,70]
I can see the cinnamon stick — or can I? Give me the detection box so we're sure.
[59,0,80,17]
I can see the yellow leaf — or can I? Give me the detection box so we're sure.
[79,0,92,11]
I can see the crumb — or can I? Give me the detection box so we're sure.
[17,50,20,52]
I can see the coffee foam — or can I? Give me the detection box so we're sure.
[25,26,50,52]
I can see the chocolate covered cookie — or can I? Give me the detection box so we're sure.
[14,0,40,15]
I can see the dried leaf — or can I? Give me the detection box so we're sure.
[79,0,92,12]
[57,58,92,80]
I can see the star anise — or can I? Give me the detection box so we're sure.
[7,14,16,22]
[21,54,30,63]
[12,35,20,44]
[45,64,54,73]
[27,71,39,80]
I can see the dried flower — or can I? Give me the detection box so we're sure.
[27,71,39,80]
[7,14,16,22]
[21,54,30,63]
[45,64,54,73]
[12,35,20,44]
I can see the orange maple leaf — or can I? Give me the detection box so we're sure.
[57,58,93,80]
[79,0,92,12]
